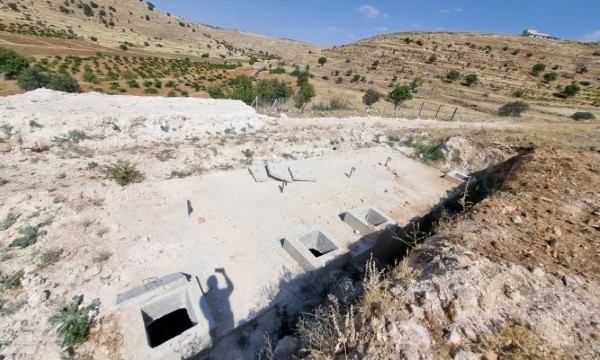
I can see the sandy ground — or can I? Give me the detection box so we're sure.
[0,90,522,359]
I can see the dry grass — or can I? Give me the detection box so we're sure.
[479,318,574,360]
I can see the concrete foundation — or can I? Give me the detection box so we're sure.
[109,147,458,358]
[282,229,349,271]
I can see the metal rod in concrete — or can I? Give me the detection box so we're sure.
[385,157,392,167]
[187,200,193,217]
[346,167,356,178]
[279,180,288,193]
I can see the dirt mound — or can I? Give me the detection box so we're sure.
[457,147,600,281]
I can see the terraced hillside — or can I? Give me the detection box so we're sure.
[303,32,600,119]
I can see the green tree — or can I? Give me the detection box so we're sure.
[387,85,412,109]
[294,83,315,110]
[17,68,81,93]
[446,69,460,82]
[498,101,529,117]
[362,89,382,107]
[318,56,327,66]
[0,47,30,79]
[464,73,478,86]
[563,82,580,97]
[229,75,254,105]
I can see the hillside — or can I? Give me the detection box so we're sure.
[0,0,320,59]
[302,31,600,120]
[0,2,599,121]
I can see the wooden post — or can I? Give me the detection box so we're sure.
[417,102,424,118]
[434,105,442,119]
[450,107,458,121]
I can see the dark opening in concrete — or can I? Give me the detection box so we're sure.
[145,308,194,348]
[299,231,337,258]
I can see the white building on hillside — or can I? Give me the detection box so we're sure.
[522,29,552,39]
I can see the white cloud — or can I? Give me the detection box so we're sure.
[356,5,381,18]
[375,27,388,32]
[439,8,463,13]
[326,26,338,31]
[582,30,600,41]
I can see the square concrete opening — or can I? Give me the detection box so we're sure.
[364,208,387,227]
[141,290,198,348]
[299,231,338,258]
[283,229,348,271]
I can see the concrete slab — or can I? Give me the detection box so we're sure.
[107,147,458,354]
[248,165,269,182]
[282,229,349,271]
[266,161,293,182]
[118,273,215,360]
[289,165,317,182]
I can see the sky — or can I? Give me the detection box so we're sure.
[149,0,600,46]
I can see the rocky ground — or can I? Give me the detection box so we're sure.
[290,147,600,360]
[0,90,597,359]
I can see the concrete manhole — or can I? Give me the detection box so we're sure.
[282,229,349,271]
[141,290,199,348]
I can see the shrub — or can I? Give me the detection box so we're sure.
[17,68,80,93]
[498,101,529,117]
[446,69,460,81]
[387,85,412,109]
[571,112,596,121]
[10,225,47,248]
[531,63,546,75]
[563,82,580,97]
[143,87,158,94]
[318,57,327,66]
[543,72,557,82]
[101,161,143,186]
[48,295,100,347]
[7,2,18,11]
[0,47,30,79]
[82,4,93,16]
[119,44,128,51]
[294,83,316,109]
[464,73,478,86]
[427,55,437,63]
[362,89,382,107]
[269,67,286,74]
[83,67,97,83]
[1,269,24,291]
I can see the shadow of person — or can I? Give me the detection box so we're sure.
[200,268,234,345]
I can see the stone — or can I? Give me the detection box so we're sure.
[531,267,545,277]
[553,226,562,237]
[462,326,479,343]
[446,328,462,345]
[482,351,499,360]
[511,216,523,224]
[453,350,479,360]
[288,165,316,182]
[0,143,11,153]
[266,161,293,182]
[273,336,298,360]
[29,290,50,305]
